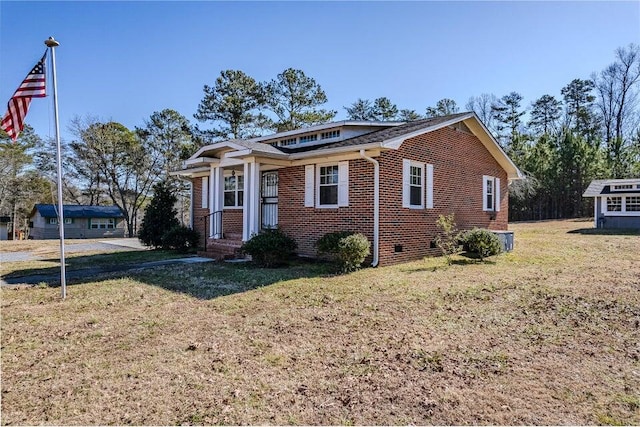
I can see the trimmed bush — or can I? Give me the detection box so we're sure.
[461,228,502,261]
[240,228,297,268]
[316,231,371,272]
[161,225,199,252]
[316,231,355,256]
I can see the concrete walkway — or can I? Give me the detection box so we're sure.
[0,256,214,286]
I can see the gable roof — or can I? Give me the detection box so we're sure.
[181,112,522,179]
[32,204,124,219]
[583,179,640,197]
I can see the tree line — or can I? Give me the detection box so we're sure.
[1,44,638,238]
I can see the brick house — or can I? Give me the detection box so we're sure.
[173,112,521,265]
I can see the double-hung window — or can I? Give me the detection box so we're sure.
[304,162,349,208]
[224,174,244,208]
[483,175,501,212]
[402,159,433,209]
[318,165,339,206]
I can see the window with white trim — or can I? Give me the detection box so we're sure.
[49,217,57,225]
[626,196,640,212]
[483,175,501,212]
[223,175,244,208]
[402,159,433,209]
[304,162,349,208]
[318,165,339,206]
[612,184,633,191]
[409,164,423,208]
[606,196,622,212]
[90,218,115,229]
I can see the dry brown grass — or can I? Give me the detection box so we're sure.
[1,219,639,425]
[0,238,110,253]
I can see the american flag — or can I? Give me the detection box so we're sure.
[1,52,47,141]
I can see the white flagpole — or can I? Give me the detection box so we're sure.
[45,36,66,299]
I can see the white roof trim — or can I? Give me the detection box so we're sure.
[188,141,248,160]
[184,156,219,167]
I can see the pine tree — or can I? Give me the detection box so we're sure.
[138,181,179,248]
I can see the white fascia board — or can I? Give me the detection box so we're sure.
[188,141,247,160]
[225,149,290,159]
[288,142,383,160]
[184,156,219,167]
[169,166,211,178]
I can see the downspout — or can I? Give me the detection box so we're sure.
[360,149,379,267]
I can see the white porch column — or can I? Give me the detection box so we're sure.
[211,166,224,238]
[249,162,261,236]
[209,165,215,237]
[242,162,251,241]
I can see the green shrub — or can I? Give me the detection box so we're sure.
[336,233,371,272]
[315,231,355,255]
[316,231,370,272]
[434,213,462,265]
[161,225,199,252]
[240,228,297,267]
[461,228,502,261]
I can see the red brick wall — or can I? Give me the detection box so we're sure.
[223,209,243,235]
[377,126,508,265]
[278,159,375,258]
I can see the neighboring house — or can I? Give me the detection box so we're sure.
[173,112,522,265]
[29,204,126,239]
[583,179,640,229]
[0,216,10,240]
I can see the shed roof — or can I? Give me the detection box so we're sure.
[583,179,640,197]
[32,204,125,219]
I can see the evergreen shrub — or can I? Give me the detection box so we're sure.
[316,231,371,272]
[161,225,199,252]
[240,228,297,268]
[461,228,502,261]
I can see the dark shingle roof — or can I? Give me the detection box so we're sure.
[33,204,124,219]
[278,112,472,154]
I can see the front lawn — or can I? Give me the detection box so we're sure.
[1,219,638,425]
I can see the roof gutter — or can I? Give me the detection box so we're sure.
[360,149,379,267]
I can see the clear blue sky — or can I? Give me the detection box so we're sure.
[1,1,639,142]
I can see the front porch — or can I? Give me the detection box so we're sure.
[196,162,280,260]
